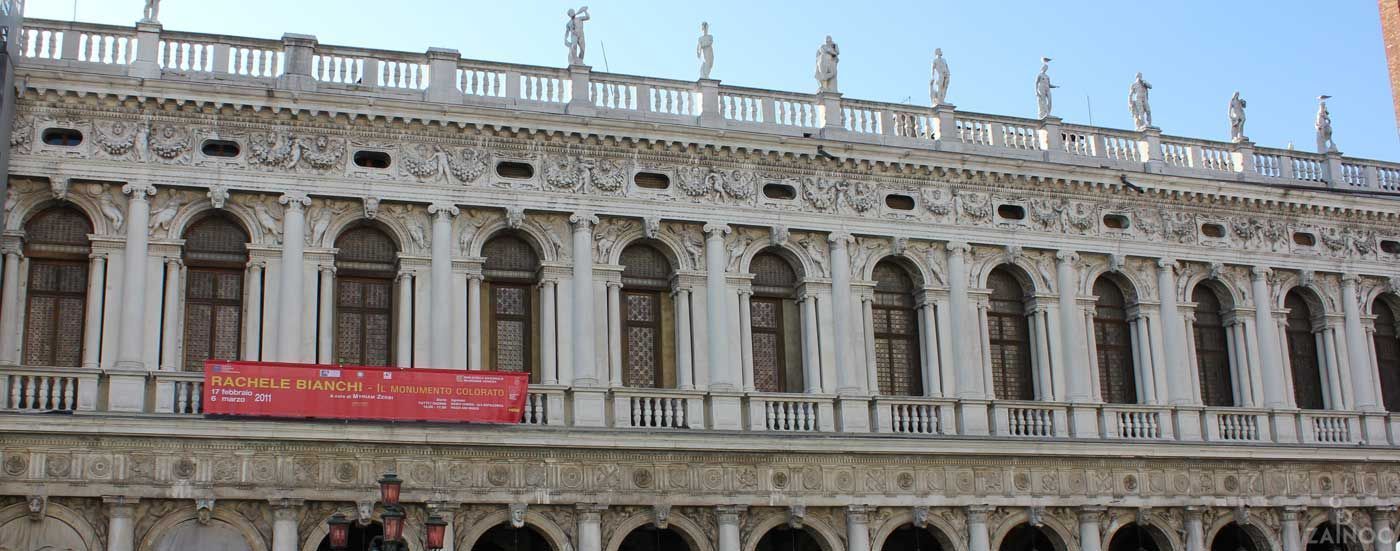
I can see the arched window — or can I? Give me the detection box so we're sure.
[1373,303,1400,412]
[1192,285,1235,407]
[872,260,921,396]
[1093,277,1137,404]
[1284,290,1324,409]
[483,234,539,377]
[472,524,554,551]
[619,243,673,388]
[998,524,1058,551]
[750,251,799,393]
[334,226,398,366]
[181,215,249,371]
[987,267,1034,400]
[22,206,92,367]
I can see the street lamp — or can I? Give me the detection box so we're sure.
[328,473,446,551]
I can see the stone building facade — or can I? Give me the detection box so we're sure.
[2,11,1400,551]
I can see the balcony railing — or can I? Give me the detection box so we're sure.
[14,17,1400,198]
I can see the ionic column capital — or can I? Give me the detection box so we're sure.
[569,212,599,229]
[1280,506,1307,521]
[278,192,311,210]
[716,505,748,522]
[1251,266,1272,280]
[575,503,607,520]
[103,496,140,517]
[1078,506,1107,521]
[945,240,971,256]
[966,505,995,522]
[827,231,854,246]
[1156,258,1179,272]
[429,202,460,217]
[1055,249,1079,264]
[704,222,732,237]
[121,183,156,199]
[846,505,874,523]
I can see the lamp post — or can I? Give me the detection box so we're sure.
[328,472,448,551]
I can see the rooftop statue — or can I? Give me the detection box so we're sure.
[1316,95,1337,153]
[1035,57,1057,119]
[565,6,591,66]
[697,22,714,80]
[929,48,950,107]
[1228,91,1248,143]
[141,0,159,23]
[1128,72,1153,131]
[814,36,840,94]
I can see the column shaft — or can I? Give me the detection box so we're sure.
[106,498,136,551]
[316,267,334,363]
[276,194,309,362]
[607,282,622,387]
[116,185,154,369]
[948,243,981,398]
[1184,508,1205,551]
[862,297,878,394]
[577,505,603,551]
[1058,252,1090,401]
[1157,260,1194,404]
[468,275,483,370]
[1280,508,1302,551]
[717,506,745,551]
[395,272,413,367]
[1343,275,1381,411]
[158,258,182,370]
[847,506,871,551]
[738,291,754,391]
[81,254,107,368]
[1078,508,1104,551]
[800,295,821,393]
[828,234,860,394]
[704,224,734,390]
[243,262,263,361]
[675,289,694,390]
[967,506,991,551]
[0,250,22,363]
[571,214,599,385]
[429,205,457,367]
[1253,268,1290,408]
[540,279,557,383]
[272,502,300,551]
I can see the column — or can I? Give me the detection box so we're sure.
[395,271,413,367]
[738,290,755,391]
[947,242,980,398]
[576,504,605,551]
[271,499,302,551]
[316,266,335,363]
[81,253,108,368]
[828,233,861,394]
[428,203,458,367]
[158,258,182,370]
[276,193,310,362]
[1280,507,1303,551]
[703,223,735,390]
[1253,268,1291,409]
[1078,507,1105,551]
[862,296,879,394]
[539,279,557,384]
[717,506,746,551]
[1058,252,1092,401]
[0,244,22,364]
[967,506,992,551]
[468,275,483,370]
[105,496,137,551]
[675,288,694,390]
[1031,308,1053,398]
[920,301,942,396]
[607,281,622,387]
[243,261,264,361]
[1157,260,1193,403]
[847,506,872,551]
[1342,275,1381,411]
[799,294,822,393]
[1371,507,1396,551]
[571,213,599,385]
[115,184,155,370]
[1184,507,1205,551]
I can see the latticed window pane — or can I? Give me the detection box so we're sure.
[495,286,527,316]
[621,244,672,289]
[335,277,393,366]
[750,252,797,292]
[336,226,398,264]
[491,283,532,375]
[483,234,540,279]
[184,267,244,370]
[495,320,526,372]
[622,291,661,388]
[750,297,785,393]
[987,268,1034,400]
[364,310,391,366]
[1373,305,1400,412]
[23,261,87,367]
[1193,286,1235,407]
[183,215,249,266]
[1093,278,1137,404]
[873,261,922,396]
[1285,292,1324,409]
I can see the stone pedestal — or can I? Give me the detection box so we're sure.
[932,103,958,142]
[128,22,162,79]
[698,79,722,127]
[1174,407,1203,442]
[818,91,843,131]
[567,65,596,116]
[106,372,148,413]
[570,387,608,428]
[277,33,319,92]
[1066,404,1099,438]
[957,400,990,436]
[425,48,464,104]
[835,396,871,433]
[708,391,744,431]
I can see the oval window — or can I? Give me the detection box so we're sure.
[884,194,915,211]
[201,140,241,158]
[1201,223,1226,239]
[496,161,534,179]
[996,204,1025,220]
[353,150,392,169]
[633,172,670,190]
[1292,232,1316,247]
[763,183,796,200]
[1382,240,1400,254]
[1102,214,1129,229]
[42,128,83,146]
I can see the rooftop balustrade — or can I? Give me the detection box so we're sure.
[14,18,1400,198]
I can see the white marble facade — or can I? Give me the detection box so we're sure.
[0,13,1398,551]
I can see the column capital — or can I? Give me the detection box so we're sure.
[966,505,995,522]
[319,265,337,275]
[1374,505,1399,513]
[1341,272,1361,285]
[717,505,748,519]
[575,503,607,520]
[1251,266,1272,280]
[1182,506,1204,521]
[1156,258,1179,272]
[569,212,599,229]
[1280,506,1308,521]
[278,192,311,210]
[1078,506,1107,521]
[1055,250,1079,263]
[122,183,157,199]
[165,257,183,268]
[704,222,732,236]
[1,242,23,256]
[827,231,854,246]
[103,496,140,517]
[606,281,623,290]
[670,287,692,298]
[429,202,460,217]
[945,240,971,256]
[847,505,875,522]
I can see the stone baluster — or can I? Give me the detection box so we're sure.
[717,506,746,551]
[105,496,138,551]
[276,193,310,362]
[316,265,335,363]
[0,242,22,364]
[428,203,458,368]
[1280,507,1304,551]
[576,504,605,551]
[1078,507,1105,551]
[674,287,694,390]
[967,506,993,551]
[81,253,108,368]
[468,274,484,370]
[271,499,302,551]
[847,506,872,551]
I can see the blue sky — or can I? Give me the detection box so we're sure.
[27,1,1400,161]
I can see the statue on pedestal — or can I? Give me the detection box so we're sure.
[1035,57,1057,119]
[1228,91,1248,143]
[1128,72,1153,131]
[929,48,950,107]
[142,0,160,23]
[697,22,714,80]
[564,6,591,66]
[1316,95,1337,153]
[814,36,840,94]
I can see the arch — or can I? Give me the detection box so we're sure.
[607,231,693,273]
[0,500,101,551]
[987,265,1035,401]
[1371,295,1400,412]
[1302,521,1363,551]
[23,204,94,368]
[469,220,562,264]
[741,511,842,551]
[872,259,924,396]
[603,510,715,551]
[990,523,1070,551]
[1098,514,1182,551]
[970,252,1053,295]
[859,250,939,289]
[1102,522,1173,551]
[166,199,269,246]
[1206,521,1268,551]
[299,507,423,551]
[1078,263,1150,303]
[1191,283,1237,407]
[137,507,269,551]
[1204,515,1278,551]
[457,510,572,551]
[869,511,966,551]
[988,510,1074,551]
[620,242,675,287]
[1182,275,1244,313]
[736,238,814,282]
[9,186,111,236]
[324,215,411,257]
[1092,275,1138,404]
[1284,288,1326,410]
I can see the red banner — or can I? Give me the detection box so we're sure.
[202,361,529,424]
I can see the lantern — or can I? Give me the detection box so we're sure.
[381,506,405,542]
[425,514,448,550]
[326,513,351,550]
[378,473,402,506]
